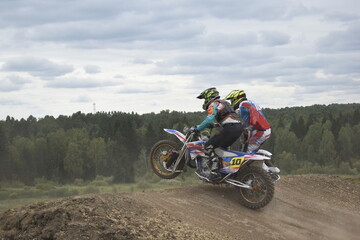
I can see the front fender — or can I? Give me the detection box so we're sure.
[248,160,264,168]
[247,154,271,161]
[244,154,270,168]
[164,129,186,143]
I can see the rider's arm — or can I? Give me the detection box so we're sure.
[239,103,251,127]
[241,102,261,130]
[196,103,218,131]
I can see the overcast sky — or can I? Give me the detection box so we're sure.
[0,0,359,120]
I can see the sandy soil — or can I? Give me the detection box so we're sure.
[0,175,359,240]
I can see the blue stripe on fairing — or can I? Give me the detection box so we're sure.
[164,128,177,133]
[222,157,235,163]
[217,147,253,157]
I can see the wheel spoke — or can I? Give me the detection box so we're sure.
[150,140,184,179]
[240,172,267,203]
[152,144,176,175]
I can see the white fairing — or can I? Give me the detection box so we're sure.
[257,149,272,158]
[190,151,206,159]
[163,129,186,143]
[215,148,238,158]
[215,148,270,160]
[249,155,271,160]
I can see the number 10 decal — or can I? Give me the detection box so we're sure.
[230,157,245,167]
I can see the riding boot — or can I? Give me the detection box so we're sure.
[207,151,221,180]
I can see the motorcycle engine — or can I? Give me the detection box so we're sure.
[197,157,211,177]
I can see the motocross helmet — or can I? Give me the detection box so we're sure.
[197,87,220,110]
[225,89,247,110]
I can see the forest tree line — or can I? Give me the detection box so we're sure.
[0,103,359,185]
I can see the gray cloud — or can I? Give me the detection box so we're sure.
[280,73,359,89]
[280,53,360,75]
[0,75,31,92]
[153,49,276,74]
[317,22,360,52]
[151,51,284,85]
[2,57,74,78]
[152,48,360,92]
[72,95,92,103]
[0,98,25,106]
[114,74,125,79]
[325,56,360,75]
[0,0,120,28]
[0,0,359,119]
[21,19,205,45]
[324,12,360,22]
[84,65,101,74]
[198,0,311,20]
[259,31,290,46]
[45,77,120,88]
[132,59,153,64]
[199,32,258,49]
[117,86,166,95]
[0,0,312,28]
[168,53,240,67]
[1,0,312,50]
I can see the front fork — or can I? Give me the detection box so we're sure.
[167,132,195,173]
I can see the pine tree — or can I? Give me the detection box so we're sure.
[0,124,9,180]
[290,116,307,140]
[319,129,337,166]
[337,124,353,167]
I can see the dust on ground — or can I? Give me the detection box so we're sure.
[0,175,359,240]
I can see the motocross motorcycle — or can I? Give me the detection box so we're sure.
[149,128,280,209]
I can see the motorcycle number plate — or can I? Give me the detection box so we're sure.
[229,157,246,168]
[221,156,246,173]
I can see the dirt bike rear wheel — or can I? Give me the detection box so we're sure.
[236,166,274,209]
[149,140,184,179]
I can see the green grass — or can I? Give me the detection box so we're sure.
[337,174,360,184]
[2,173,359,211]
[0,197,54,210]
[0,176,200,210]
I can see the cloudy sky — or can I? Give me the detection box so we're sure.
[0,0,359,120]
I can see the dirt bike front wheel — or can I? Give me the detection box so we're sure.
[236,166,274,209]
[149,140,184,179]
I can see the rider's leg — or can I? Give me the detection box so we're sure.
[204,132,222,172]
[246,129,271,153]
[206,123,243,172]
[203,144,219,172]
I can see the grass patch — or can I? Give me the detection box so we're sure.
[337,174,360,184]
[0,175,201,210]
[0,197,54,210]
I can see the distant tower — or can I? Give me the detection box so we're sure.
[93,102,96,114]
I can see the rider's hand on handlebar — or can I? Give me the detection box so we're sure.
[244,126,253,133]
[243,126,253,142]
[189,126,199,133]
[214,123,220,128]
[209,123,220,129]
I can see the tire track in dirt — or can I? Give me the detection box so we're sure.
[131,175,360,240]
[0,175,359,240]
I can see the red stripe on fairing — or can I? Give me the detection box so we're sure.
[191,150,203,154]
[187,143,204,149]
[175,132,186,141]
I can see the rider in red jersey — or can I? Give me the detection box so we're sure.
[225,90,271,153]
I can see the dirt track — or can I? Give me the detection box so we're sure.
[1,175,360,240]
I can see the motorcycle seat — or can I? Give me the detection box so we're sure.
[215,148,238,158]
